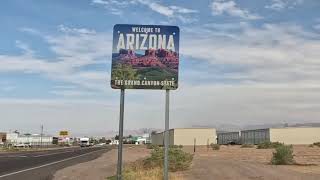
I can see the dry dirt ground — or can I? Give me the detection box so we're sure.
[178,145,320,180]
[53,145,320,180]
[53,146,151,180]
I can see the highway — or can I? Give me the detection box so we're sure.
[0,146,111,180]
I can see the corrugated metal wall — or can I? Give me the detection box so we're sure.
[217,132,240,144]
[151,132,164,145]
[240,129,270,144]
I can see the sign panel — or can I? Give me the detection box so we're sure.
[59,131,69,136]
[111,24,180,90]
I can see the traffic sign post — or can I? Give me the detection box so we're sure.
[164,89,170,180]
[116,88,125,180]
[110,24,179,180]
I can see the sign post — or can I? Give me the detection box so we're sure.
[164,89,170,180]
[117,88,125,180]
[111,24,179,180]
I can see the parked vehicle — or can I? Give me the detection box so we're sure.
[79,137,90,147]
[13,143,31,148]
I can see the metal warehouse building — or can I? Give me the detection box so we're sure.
[217,131,240,145]
[151,128,217,146]
[240,127,320,145]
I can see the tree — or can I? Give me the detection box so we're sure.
[99,137,107,143]
[111,64,139,88]
[112,64,139,80]
[115,135,119,140]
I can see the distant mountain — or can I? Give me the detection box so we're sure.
[190,122,320,133]
[289,122,320,127]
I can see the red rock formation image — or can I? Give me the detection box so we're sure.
[117,48,178,70]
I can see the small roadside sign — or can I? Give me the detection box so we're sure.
[59,131,69,136]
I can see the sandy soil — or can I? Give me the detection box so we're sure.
[53,146,151,180]
[53,145,320,180]
[179,145,320,180]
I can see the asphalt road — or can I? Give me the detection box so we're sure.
[0,146,111,180]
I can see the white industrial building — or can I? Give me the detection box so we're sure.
[240,127,320,145]
[151,128,217,146]
[6,133,53,146]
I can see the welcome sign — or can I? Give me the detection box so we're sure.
[111,24,180,90]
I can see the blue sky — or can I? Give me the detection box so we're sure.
[1,0,320,136]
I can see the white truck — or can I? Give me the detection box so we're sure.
[79,137,90,147]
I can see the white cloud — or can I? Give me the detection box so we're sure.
[182,23,320,85]
[139,0,173,16]
[91,0,198,23]
[211,0,262,20]
[58,25,96,35]
[314,24,320,30]
[135,0,199,17]
[91,0,135,16]
[0,25,111,96]
[19,27,41,35]
[265,0,304,11]
[169,6,198,14]
[15,40,34,56]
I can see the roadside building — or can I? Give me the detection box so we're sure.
[240,127,320,145]
[151,128,217,146]
[6,133,53,146]
[217,131,240,145]
[135,133,151,144]
[0,132,6,143]
[58,136,74,146]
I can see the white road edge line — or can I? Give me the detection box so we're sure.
[0,148,106,178]
[32,150,75,157]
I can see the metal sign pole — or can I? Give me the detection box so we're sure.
[40,125,43,148]
[164,89,170,180]
[117,88,125,180]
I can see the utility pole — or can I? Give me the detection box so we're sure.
[40,125,43,148]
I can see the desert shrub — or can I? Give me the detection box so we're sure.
[257,142,283,149]
[313,142,320,147]
[146,144,159,149]
[107,162,182,180]
[169,145,183,149]
[241,144,254,148]
[107,146,193,179]
[210,143,220,150]
[169,145,179,149]
[271,145,295,165]
[143,147,193,172]
[309,144,314,148]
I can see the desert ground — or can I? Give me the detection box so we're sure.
[179,145,320,180]
[53,145,320,180]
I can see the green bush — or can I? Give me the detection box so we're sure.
[241,144,254,148]
[143,147,193,172]
[271,145,295,165]
[210,143,220,150]
[313,142,320,147]
[169,145,179,149]
[257,142,283,149]
[146,144,158,149]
